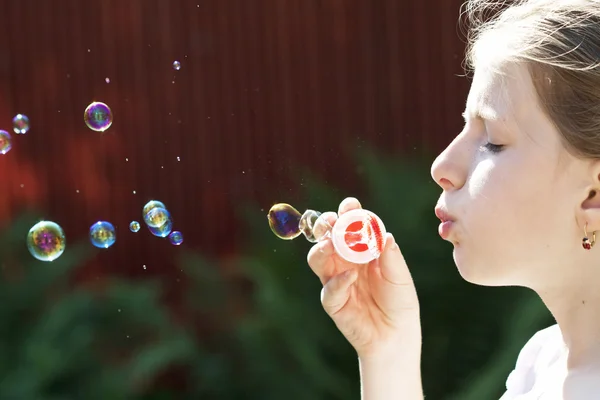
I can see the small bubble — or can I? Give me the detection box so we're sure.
[20,184,24,188]
[0,130,12,155]
[148,219,173,238]
[173,61,181,70]
[177,156,180,161]
[87,49,91,53]
[76,190,80,193]
[118,309,121,312]
[143,200,167,217]
[132,190,136,194]
[12,114,30,134]
[84,102,113,132]
[125,158,129,162]
[143,265,146,270]
[105,77,110,83]
[129,221,140,232]
[169,231,184,245]
[89,221,116,249]
[144,207,171,228]
[27,221,66,262]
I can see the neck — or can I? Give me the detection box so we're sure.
[536,271,600,370]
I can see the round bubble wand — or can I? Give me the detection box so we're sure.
[267,203,387,264]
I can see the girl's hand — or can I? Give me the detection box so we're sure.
[307,197,421,358]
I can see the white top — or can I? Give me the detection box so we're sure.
[500,324,568,400]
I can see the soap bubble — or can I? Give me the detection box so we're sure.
[0,130,12,155]
[142,200,166,217]
[12,114,30,134]
[168,231,183,245]
[89,221,116,249]
[27,221,66,261]
[267,203,302,240]
[148,219,173,238]
[84,102,113,132]
[129,221,140,232]
[144,207,171,228]
[173,61,181,70]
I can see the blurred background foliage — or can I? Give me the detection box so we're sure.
[0,148,554,400]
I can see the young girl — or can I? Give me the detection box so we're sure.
[307,0,600,398]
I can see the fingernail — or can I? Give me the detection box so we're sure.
[386,233,396,249]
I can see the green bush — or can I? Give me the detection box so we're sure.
[0,214,196,400]
[0,147,554,399]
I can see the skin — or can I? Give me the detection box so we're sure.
[308,61,600,399]
[431,61,600,394]
[431,61,600,369]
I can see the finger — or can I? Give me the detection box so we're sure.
[321,269,358,316]
[307,238,335,284]
[338,197,362,216]
[378,233,412,285]
[370,233,419,313]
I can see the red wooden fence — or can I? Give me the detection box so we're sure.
[0,0,470,281]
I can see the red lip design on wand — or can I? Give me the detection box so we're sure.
[435,206,455,240]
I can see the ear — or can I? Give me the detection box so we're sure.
[579,161,600,233]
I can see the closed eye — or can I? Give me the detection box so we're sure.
[480,142,504,153]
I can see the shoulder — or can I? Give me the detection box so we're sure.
[503,324,561,395]
[515,324,561,368]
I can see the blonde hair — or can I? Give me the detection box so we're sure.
[462,0,600,157]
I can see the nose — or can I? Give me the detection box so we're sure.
[431,135,468,191]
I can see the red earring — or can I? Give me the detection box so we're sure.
[583,222,596,250]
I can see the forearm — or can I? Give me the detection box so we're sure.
[359,345,424,400]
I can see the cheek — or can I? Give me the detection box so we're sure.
[460,157,559,264]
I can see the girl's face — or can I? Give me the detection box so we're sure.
[431,62,596,288]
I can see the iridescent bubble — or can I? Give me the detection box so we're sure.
[267,203,302,240]
[148,219,173,238]
[89,221,116,249]
[142,200,166,217]
[173,61,181,71]
[168,231,183,245]
[84,102,113,132]
[299,209,328,243]
[129,221,140,232]
[12,114,30,134]
[0,130,12,155]
[27,221,66,262]
[144,207,171,228]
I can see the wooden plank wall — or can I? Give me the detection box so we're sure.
[0,0,470,281]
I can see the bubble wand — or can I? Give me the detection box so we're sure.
[267,203,387,264]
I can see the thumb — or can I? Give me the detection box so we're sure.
[378,233,413,285]
[321,268,358,316]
